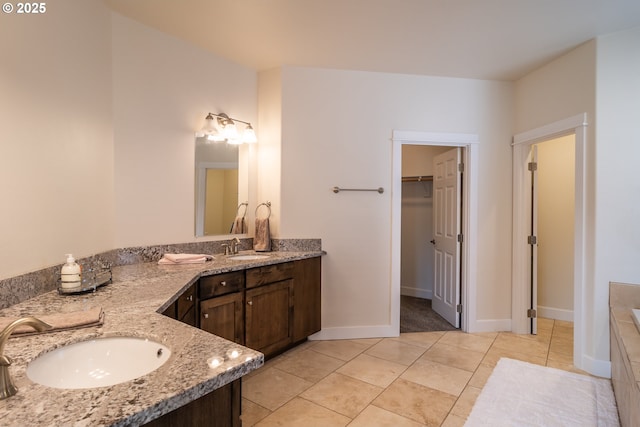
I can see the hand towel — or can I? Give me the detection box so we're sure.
[253,218,271,252]
[230,215,247,234]
[158,253,214,265]
[0,307,104,337]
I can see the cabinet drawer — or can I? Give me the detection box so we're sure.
[246,262,295,289]
[200,271,245,299]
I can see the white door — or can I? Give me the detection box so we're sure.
[432,148,461,327]
[529,146,539,335]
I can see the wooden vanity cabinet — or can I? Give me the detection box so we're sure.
[145,378,241,427]
[199,271,245,345]
[161,283,197,327]
[292,257,322,342]
[245,262,295,356]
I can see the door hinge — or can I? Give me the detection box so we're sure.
[458,163,464,173]
[527,309,537,318]
[456,304,462,313]
[457,234,463,243]
[528,162,537,171]
[527,235,537,245]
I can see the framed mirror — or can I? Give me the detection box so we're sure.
[195,137,248,236]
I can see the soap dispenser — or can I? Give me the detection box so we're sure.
[60,254,82,289]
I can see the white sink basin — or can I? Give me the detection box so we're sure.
[27,336,171,389]
[228,254,270,260]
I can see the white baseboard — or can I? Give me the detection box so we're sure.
[309,324,398,341]
[401,286,433,299]
[537,306,574,322]
[579,353,611,379]
[467,318,512,333]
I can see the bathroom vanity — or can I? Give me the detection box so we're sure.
[0,250,322,426]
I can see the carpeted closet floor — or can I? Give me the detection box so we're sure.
[400,295,457,332]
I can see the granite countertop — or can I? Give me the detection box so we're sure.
[0,250,323,426]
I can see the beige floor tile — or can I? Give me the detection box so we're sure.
[241,398,271,427]
[401,358,472,397]
[550,335,573,356]
[468,364,494,389]
[300,373,383,418]
[420,342,484,372]
[480,346,546,367]
[255,397,351,427]
[311,340,372,361]
[392,331,445,349]
[492,332,550,358]
[275,349,345,383]
[347,405,426,427]
[365,338,426,366]
[450,385,481,418]
[537,317,555,332]
[243,367,314,410]
[373,378,456,426]
[336,353,407,388]
[441,413,467,427]
[437,331,495,353]
[554,319,574,329]
[552,323,574,338]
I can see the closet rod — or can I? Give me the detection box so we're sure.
[402,175,433,182]
[332,186,384,194]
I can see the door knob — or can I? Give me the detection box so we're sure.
[430,239,436,245]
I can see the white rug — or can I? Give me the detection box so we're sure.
[465,358,620,427]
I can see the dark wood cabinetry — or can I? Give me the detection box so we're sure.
[145,379,241,427]
[293,256,322,342]
[161,283,197,327]
[200,292,244,344]
[246,279,293,354]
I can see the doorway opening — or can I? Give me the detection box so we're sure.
[511,113,587,371]
[400,145,459,332]
[391,130,480,334]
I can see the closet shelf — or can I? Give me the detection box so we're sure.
[402,175,433,182]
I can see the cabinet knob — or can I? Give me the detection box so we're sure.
[203,313,209,319]
[186,295,193,301]
[247,301,253,306]
[220,281,227,287]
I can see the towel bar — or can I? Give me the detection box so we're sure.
[332,187,384,194]
[255,201,271,218]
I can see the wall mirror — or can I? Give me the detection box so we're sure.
[195,137,249,236]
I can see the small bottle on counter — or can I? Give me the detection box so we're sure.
[60,254,82,289]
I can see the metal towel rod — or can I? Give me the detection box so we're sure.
[332,186,384,194]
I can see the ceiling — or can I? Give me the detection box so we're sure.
[105,0,640,81]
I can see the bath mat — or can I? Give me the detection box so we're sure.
[465,358,619,426]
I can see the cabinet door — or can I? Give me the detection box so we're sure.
[177,284,197,326]
[245,280,293,356]
[293,257,322,342]
[200,293,244,345]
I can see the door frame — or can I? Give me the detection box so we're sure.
[391,130,479,333]
[511,113,587,371]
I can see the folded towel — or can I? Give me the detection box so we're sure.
[253,218,271,252]
[230,215,247,234]
[0,307,104,337]
[158,253,214,265]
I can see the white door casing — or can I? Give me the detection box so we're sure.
[432,148,461,327]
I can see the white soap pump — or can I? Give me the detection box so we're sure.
[60,254,82,289]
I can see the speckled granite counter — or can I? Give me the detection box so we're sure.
[0,250,323,426]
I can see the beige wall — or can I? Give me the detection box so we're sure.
[0,1,115,279]
[266,67,514,334]
[536,135,575,319]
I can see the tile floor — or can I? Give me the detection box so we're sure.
[241,318,585,426]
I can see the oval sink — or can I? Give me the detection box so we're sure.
[27,336,171,389]
[228,254,270,260]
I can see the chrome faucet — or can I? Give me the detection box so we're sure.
[0,317,52,399]
[230,237,240,255]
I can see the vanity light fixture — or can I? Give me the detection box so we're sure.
[197,112,257,144]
